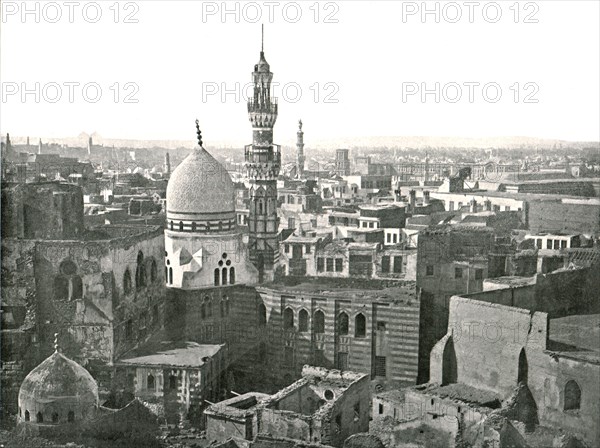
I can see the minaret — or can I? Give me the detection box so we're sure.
[38,138,42,155]
[296,119,305,178]
[87,136,93,156]
[164,152,171,177]
[5,133,12,156]
[245,25,280,283]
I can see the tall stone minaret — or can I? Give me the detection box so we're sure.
[296,119,305,178]
[87,136,93,156]
[245,25,280,283]
[38,138,42,154]
[164,152,171,177]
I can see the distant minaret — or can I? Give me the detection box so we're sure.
[38,138,42,154]
[296,119,305,178]
[245,25,280,283]
[6,133,12,155]
[26,136,30,149]
[164,152,171,177]
[87,136,93,156]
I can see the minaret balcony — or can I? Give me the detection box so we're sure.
[247,99,278,115]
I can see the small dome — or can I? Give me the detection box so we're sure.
[166,147,235,218]
[18,351,98,424]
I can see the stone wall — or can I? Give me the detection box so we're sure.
[431,296,600,446]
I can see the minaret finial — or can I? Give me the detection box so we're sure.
[261,24,264,52]
[54,332,59,353]
[298,119,303,130]
[195,119,203,147]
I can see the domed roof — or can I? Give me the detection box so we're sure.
[19,351,98,406]
[166,146,235,216]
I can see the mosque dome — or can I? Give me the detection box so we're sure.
[18,349,98,425]
[166,146,235,217]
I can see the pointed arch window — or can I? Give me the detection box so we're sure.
[123,268,132,295]
[258,303,267,326]
[25,410,30,422]
[283,307,294,330]
[564,380,581,411]
[150,259,157,282]
[355,313,366,338]
[230,267,235,284]
[136,251,146,289]
[168,267,173,285]
[314,310,325,334]
[337,312,349,335]
[222,267,228,285]
[299,309,309,332]
[179,221,184,231]
[214,268,220,286]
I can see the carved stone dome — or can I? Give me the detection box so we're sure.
[18,351,98,425]
[166,146,236,228]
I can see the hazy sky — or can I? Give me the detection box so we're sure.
[1,1,599,145]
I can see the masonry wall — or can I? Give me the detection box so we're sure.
[326,374,370,447]
[435,296,600,446]
[257,285,420,387]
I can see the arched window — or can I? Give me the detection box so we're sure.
[218,221,223,231]
[214,268,220,286]
[258,200,264,215]
[338,312,349,336]
[150,259,157,282]
[222,267,228,285]
[169,267,173,285]
[230,267,235,284]
[355,313,366,338]
[147,374,155,390]
[283,307,294,329]
[165,267,168,283]
[299,309,309,332]
[258,303,267,326]
[518,348,528,384]
[170,221,174,230]
[123,269,132,295]
[564,380,581,411]
[314,310,325,334]
[36,412,43,423]
[191,222,197,232]
[179,221,184,231]
[200,301,206,319]
[52,412,59,423]
[25,410,30,422]
[136,251,146,289]
[54,260,83,301]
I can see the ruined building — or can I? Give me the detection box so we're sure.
[1,181,165,413]
[205,366,370,448]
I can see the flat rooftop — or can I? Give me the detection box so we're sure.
[548,314,600,364]
[261,276,417,299]
[117,340,224,368]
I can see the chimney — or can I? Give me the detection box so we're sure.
[423,191,430,206]
[470,198,477,213]
[409,190,416,211]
